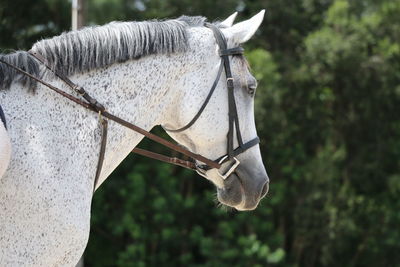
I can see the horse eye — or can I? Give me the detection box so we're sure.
[247,84,257,96]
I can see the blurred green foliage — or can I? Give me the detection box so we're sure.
[1,0,400,266]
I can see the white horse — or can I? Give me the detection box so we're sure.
[0,11,268,266]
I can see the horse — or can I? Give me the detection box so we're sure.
[0,11,269,266]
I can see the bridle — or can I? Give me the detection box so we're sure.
[164,23,260,178]
[0,23,259,190]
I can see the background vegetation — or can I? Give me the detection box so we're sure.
[1,0,399,266]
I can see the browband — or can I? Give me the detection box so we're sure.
[219,47,244,56]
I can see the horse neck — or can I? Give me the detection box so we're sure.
[67,52,191,187]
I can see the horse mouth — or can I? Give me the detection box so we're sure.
[216,172,269,211]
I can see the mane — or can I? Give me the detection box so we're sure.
[0,16,207,90]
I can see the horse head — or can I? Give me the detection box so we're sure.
[164,10,269,210]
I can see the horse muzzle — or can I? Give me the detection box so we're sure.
[196,157,269,210]
[217,170,269,211]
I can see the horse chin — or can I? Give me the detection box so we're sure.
[216,172,268,211]
[216,173,244,208]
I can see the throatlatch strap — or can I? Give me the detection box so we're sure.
[165,62,225,132]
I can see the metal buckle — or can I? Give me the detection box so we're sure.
[217,156,240,180]
[226,77,234,88]
[196,156,240,180]
[73,85,85,96]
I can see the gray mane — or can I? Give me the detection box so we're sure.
[0,16,207,90]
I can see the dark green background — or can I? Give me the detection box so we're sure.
[1,0,399,266]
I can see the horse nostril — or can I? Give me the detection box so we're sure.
[261,182,269,198]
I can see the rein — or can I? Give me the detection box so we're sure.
[0,57,219,187]
[0,24,259,190]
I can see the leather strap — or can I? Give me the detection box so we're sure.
[218,137,260,163]
[132,148,196,170]
[100,110,220,169]
[219,47,244,56]
[0,56,221,184]
[197,136,260,171]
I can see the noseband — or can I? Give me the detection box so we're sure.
[0,23,259,189]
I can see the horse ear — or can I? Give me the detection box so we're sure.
[220,12,238,27]
[222,10,265,44]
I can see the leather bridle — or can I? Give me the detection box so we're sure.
[0,23,259,190]
[165,23,260,179]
